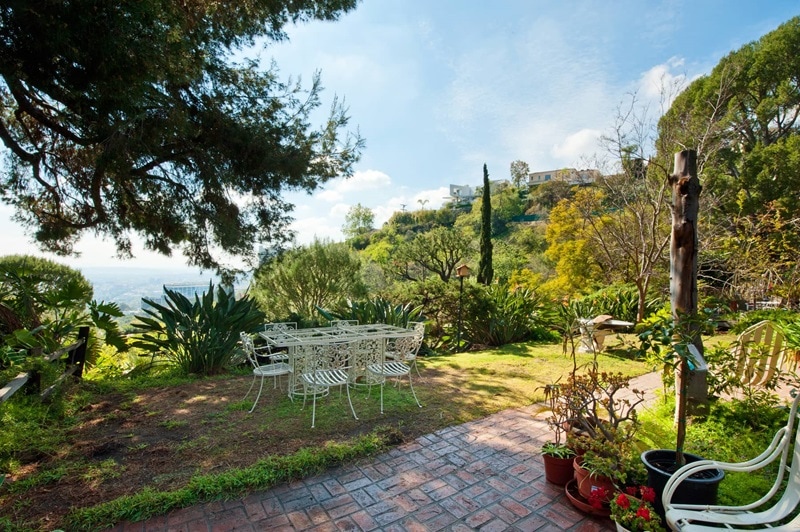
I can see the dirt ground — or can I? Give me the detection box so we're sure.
[1,367,477,531]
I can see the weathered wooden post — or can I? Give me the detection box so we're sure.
[669,150,707,445]
[69,326,90,379]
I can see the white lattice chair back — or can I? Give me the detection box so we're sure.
[733,320,787,387]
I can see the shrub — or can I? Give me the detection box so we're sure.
[461,283,556,347]
[132,283,265,375]
[581,284,663,323]
[730,309,800,334]
[317,297,423,327]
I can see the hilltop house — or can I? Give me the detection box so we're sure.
[526,168,600,186]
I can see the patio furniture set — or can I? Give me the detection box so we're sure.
[239,321,424,427]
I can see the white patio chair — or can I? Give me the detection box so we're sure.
[298,341,358,428]
[664,389,800,531]
[263,322,297,362]
[385,333,423,377]
[240,332,291,413]
[731,320,789,388]
[367,342,422,414]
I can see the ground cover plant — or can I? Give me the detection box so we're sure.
[0,339,648,531]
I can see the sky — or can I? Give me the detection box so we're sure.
[3,0,799,274]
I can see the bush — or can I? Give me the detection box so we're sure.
[317,297,423,327]
[730,309,800,334]
[461,283,556,347]
[581,284,663,323]
[132,283,265,375]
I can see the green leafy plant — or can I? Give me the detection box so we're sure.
[132,283,265,376]
[541,441,575,459]
[571,427,642,486]
[581,284,663,324]
[317,297,423,327]
[460,283,555,346]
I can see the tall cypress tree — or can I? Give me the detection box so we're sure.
[477,163,494,285]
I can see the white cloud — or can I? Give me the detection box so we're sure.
[316,189,343,203]
[638,56,688,107]
[290,216,342,244]
[336,169,391,192]
[552,129,603,161]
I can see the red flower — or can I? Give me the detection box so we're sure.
[615,494,631,509]
[587,486,609,509]
[640,486,656,504]
[636,506,652,521]
[625,486,638,496]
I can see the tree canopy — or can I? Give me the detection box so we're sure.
[659,15,800,302]
[660,15,800,219]
[0,1,362,277]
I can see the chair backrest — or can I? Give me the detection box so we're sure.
[264,322,297,345]
[300,340,353,376]
[761,390,800,525]
[239,332,259,368]
[407,321,425,334]
[265,322,297,331]
[330,319,359,328]
[392,335,421,361]
[733,320,787,387]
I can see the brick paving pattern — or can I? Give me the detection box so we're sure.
[108,403,616,531]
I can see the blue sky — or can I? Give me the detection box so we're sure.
[3,0,799,272]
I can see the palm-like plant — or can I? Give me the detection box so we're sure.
[132,283,265,375]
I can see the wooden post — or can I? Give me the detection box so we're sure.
[669,150,707,464]
[670,150,701,321]
[69,326,90,379]
[26,346,43,394]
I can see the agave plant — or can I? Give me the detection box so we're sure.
[317,297,423,327]
[132,283,265,375]
[461,283,551,347]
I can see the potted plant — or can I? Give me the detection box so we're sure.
[570,428,638,503]
[540,383,577,485]
[610,485,666,532]
[638,338,725,517]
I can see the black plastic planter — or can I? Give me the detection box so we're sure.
[641,449,725,519]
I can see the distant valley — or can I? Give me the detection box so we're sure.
[78,267,251,311]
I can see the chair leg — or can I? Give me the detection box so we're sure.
[249,375,266,413]
[311,391,317,428]
[407,373,422,408]
[345,383,358,420]
[243,374,257,402]
[379,381,385,414]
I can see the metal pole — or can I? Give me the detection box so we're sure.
[456,275,464,348]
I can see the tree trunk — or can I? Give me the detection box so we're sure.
[669,149,704,467]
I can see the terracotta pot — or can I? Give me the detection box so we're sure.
[573,457,615,502]
[564,479,611,517]
[542,453,575,485]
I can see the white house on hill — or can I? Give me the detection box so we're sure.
[527,168,599,186]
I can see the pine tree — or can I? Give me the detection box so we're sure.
[477,164,494,285]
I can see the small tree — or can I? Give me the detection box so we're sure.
[251,239,367,320]
[342,203,375,240]
[477,164,494,285]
